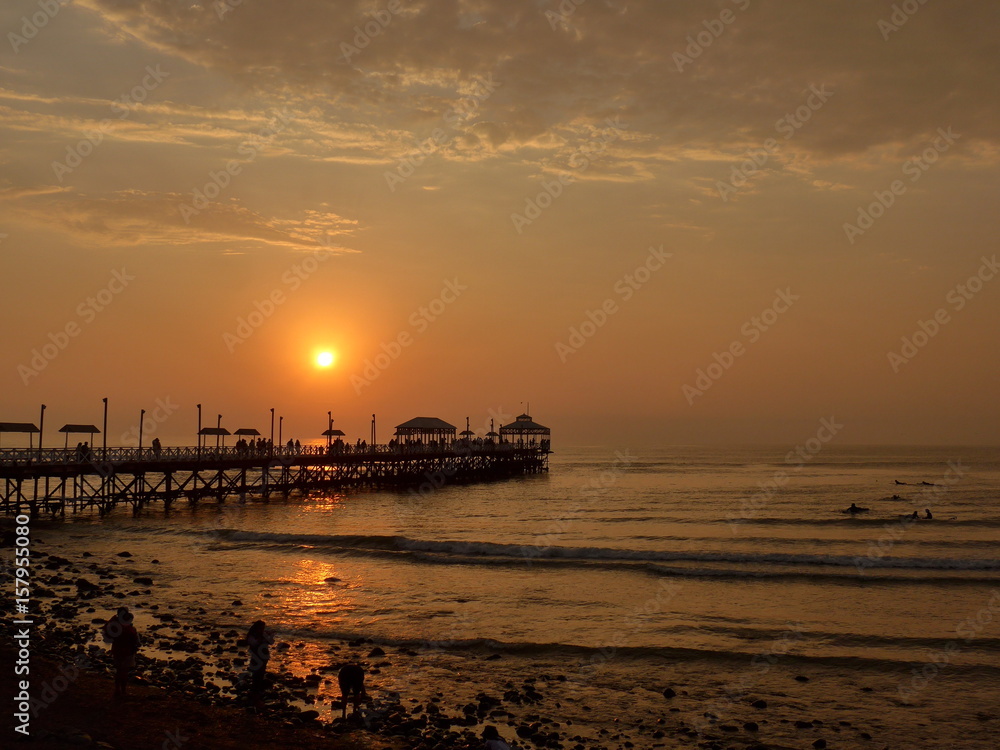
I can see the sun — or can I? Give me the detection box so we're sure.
[315,350,336,368]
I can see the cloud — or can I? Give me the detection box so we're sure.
[71,0,999,163]
[0,187,359,252]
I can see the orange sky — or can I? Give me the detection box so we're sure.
[1,0,997,447]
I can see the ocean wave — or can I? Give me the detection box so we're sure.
[267,625,1000,676]
[198,528,1000,573]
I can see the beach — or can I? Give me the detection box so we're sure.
[4,445,1000,749]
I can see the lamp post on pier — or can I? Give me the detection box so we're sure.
[216,414,222,449]
[102,397,108,459]
[279,416,283,448]
[269,408,274,455]
[371,413,376,446]
[139,409,146,451]
[197,403,202,459]
[38,404,46,458]
[327,411,332,449]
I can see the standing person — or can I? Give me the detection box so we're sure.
[102,606,130,644]
[482,726,511,750]
[246,620,274,708]
[111,611,140,698]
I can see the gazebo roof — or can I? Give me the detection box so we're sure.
[499,414,550,434]
[59,424,101,434]
[0,422,40,433]
[233,428,261,436]
[199,427,231,436]
[395,417,457,434]
[322,428,346,436]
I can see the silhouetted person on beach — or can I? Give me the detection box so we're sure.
[111,611,140,698]
[337,664,367,718]
[103,606,130,644]
[246,620,274,708]
[482,725,511,750]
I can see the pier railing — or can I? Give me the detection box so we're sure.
[0,440,549,467]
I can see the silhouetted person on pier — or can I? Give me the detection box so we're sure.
[246,620,274,708]
[151,438,161,457]
[111,611,140,698]
[294,439,301,451]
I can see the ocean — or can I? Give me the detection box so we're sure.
[30,444,1000,748]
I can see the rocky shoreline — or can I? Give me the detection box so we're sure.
[4,531,947,749]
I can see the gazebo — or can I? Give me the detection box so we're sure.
[395,417,456,446]
[199,426,231,448]
[59,423,100,449]
[0,422,39,449]
[499,413,550,447]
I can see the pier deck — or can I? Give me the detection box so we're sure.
[0,442,550,516]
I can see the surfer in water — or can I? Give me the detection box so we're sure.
[844,503,869,514]
[925,508,933,519]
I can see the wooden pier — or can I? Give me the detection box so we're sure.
[0,442,551,517]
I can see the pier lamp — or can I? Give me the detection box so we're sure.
[197,403,202,457]
[38,403,46,458]
[327,411,332,448]
[279,416,284,447]
[371,413,376,445]
[102,397,108,459]
[139,409,146,450]
[217,414,222,448]
[270,408,275,453]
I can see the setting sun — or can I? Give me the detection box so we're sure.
[315,350,335,368]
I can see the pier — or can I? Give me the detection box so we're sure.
[0,413,552,517]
